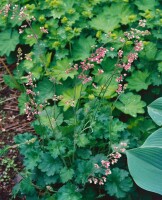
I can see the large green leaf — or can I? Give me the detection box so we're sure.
[57,183,82,200]
[34,78,55,103]
[126,128,162,195]
[60,167,74,183]
[38,106,63,129]
[148,97,162,126]
[51,58,77,81]
[115,92,146,117]
[38,152,63,176]
[72,36,96,61]
[104,168,133,199]
[59,84,83,111]
[134,0,158,11]
[24,150,41,170]
[126,71,151,92]
[89,13,120,33]
[0,29,19,56]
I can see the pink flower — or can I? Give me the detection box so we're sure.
[118,50,123,58]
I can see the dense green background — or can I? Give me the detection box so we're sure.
[1,0,162,199]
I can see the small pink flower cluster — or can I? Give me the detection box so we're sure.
[40,27,49,34]
[78,47,107,84]
[124,27,150,40]
[16,47,23,66]
[65,100,75,107]
[88,142,127,185]
[0,4,11,16]
[134,41,143,52]
[19,25,27,34]
[88,176,107,185]
[24,73,42,121]
[66,47,107,85]
[118,50,123,58]
[115,21,149,94]
[25,53,32,61]
[139,19,146,27]
[18,6,28,20]
[88,47,108,64]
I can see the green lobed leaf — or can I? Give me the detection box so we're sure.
[72,36,96,61]
[148,97,162,126]
[56,183,82,200]
[3,75,21,90]
[47,140,66,158]
[38,106,63,129]
[75,159,94,184]
[140,42,157,61]
[34,78,55,103]
[59,84,83,111]
[24,150,41,170]
[51,58,77,81]
[60,167,74,183]
[104,168,133,199]
[126,71,151,92]
[89,13,120,33]
[126,128,162,195]
[0,29,19,56]
[38,152,63,176]
[76,134,90,147]
[115,92,146,117]
[134,0,158,11]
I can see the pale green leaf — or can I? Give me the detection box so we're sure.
[18,93,29,114]
[90,14,120,33]
[127,71,151,92]
[51,58,77,81]
[38,106,63,129]
[59,84,83,111]
[115,93,146,117]
[134,0,158,11]
[126,128,162,195]
[148,97,162,126]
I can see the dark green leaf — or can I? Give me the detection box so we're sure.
[57,183,82,200]
[104,168,133,198]
[38,153,63,176]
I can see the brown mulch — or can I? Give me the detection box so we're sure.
[0,60,33,200]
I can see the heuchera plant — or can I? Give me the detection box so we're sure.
[1,2,161,200]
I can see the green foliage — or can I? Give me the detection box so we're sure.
[148,97,162,126]
[127,128,162,195]
[126,71,151,92]
[38,106,63,129]
[115,93,146,117]
[104,168,133,198]
[60,167,74,183]
[57,183,82,200]
[38,153,63,176]
[34,78,55,103]
[1,0,162,199]
[0,29,19,56]
[72,36,96,61]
